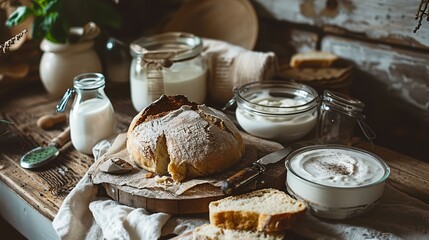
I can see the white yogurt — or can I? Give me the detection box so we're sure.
[236,91,317,142]
[289,148,385,187]
[70,98,116,154]
[130,60,207,112]
[285,145,390,219]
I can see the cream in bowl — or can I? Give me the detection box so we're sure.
[234,81,319,142]
[285,145,390,220]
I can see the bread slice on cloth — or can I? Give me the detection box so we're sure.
[290,51,338,68]
[193,224,284,240]
[127,95,245,182]
[209,188,306,232]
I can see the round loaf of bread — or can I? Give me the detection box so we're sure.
[126,95,245,182]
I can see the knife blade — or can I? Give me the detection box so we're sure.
[221,147,293,195]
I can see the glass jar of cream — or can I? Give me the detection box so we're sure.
[234,81,319,142]
[129,32,207,112]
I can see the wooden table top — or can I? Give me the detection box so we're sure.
[1,83,428,221]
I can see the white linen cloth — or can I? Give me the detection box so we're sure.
[201,38,277,105]
[52,138,429,240]
[293,184,429,240]
[53,139,208,240]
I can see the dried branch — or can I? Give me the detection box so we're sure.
[414,0,429,33]
[0,29,27,55]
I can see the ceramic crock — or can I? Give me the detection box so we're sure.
[39,39,102,97]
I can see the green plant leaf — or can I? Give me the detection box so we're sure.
[31,16,48,41]
[33,0,51,10]
[6,0,122,43]
[0,120,10,126]
[46,14,68,43]
[5,6,33,27]
[44,0,60,14]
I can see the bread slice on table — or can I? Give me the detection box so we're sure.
[193,224,284,240]
[209,188,306,232]
[290,51,338,68]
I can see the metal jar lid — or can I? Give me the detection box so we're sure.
[130,32,203,63]
[321,90,365,119]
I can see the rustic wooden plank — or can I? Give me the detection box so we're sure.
[257,21,319,66]
[0,112,87,220]
[354,141,429,203]
[0,84,134,220]
[319,37,428,163]
[320,35,429,113]
[316,34,429,162]
[147,198,180,214]
[0,154,60,220]
[254,0,429,49]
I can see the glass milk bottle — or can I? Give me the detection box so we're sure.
[129,32,207,112]
[57,73,116,154]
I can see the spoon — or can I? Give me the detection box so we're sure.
[20,127,70,169]
[69,22,100,42]
[80,22,100,41]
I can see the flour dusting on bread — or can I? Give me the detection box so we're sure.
[127,95,245,182]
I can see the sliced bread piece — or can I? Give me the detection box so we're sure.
[193,224,284,240]
[290,51,338,68]
[209,188,306,232]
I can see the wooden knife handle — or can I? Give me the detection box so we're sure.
[51,127,71,148]
[221,162,266,195]
[37,113,67,130]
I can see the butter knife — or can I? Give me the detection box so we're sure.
[221,147,293,195]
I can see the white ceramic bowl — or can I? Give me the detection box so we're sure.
[285,145,390,220]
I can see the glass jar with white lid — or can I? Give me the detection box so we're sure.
[233,81,319,143]
[129,32,207,112]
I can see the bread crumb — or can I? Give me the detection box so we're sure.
[155,176,175,186]
[145,172,155,178]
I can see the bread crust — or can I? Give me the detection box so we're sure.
[127,95,245,182]
[209,188,306,232]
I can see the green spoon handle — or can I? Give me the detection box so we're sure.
[51,127,70,148]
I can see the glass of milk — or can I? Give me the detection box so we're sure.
[57,73,117,154]
[129,32,207,112]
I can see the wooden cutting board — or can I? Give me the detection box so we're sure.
[94,132,287,215]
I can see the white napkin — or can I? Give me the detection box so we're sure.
[202,38,277,105]
[52,140,177,240]
[291,184,429,240]
[89,199,170,240]
[52,173,102,239]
